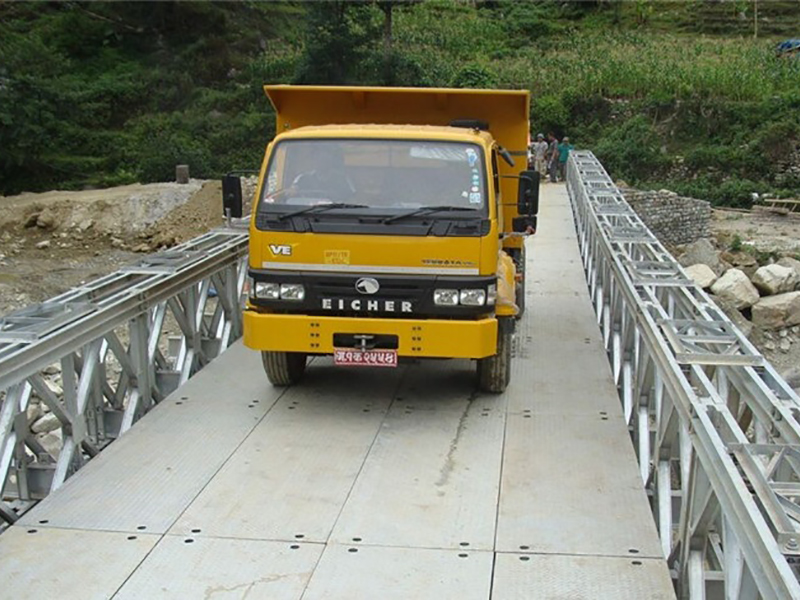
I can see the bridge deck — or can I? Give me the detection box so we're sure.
[0,184,675,599]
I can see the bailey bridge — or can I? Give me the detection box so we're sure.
[0,153,798,599]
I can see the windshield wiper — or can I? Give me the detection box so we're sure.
[277,203,369,221]
[381,205,479,225]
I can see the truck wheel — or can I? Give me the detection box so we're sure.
[261,351,307,386]
[477,324,512,393]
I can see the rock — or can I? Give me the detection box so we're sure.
[36,430,62,458]
[780,338,792,352]
[36,209,57,230]
[679,238,723,275]
[708,293,753,338]
[45,379,63,397]
[31,412,61,434]
[783,366,800,388]
[42,363,61,376]
[764,340,776,351]
[24,213,40,228]
[26,403,42,425]
[35,240,51,249]
[752,292,800,329]
[685,264,717,289]
[710,269,760,310]
[751,264,800,295]
[719,250,759,278]
[78,219,94,232]
[780,329,789,338]
[777,256,800,283]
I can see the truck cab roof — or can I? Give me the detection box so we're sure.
[276,124,496,146]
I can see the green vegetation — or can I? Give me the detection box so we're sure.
[1,0,799,209]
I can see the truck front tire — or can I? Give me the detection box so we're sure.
[261,351,307,386]
[477,321,513,393]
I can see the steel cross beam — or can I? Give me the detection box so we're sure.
[567,152,800,600]
[0,228,248,525]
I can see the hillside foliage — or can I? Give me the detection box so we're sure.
[1,0,799,208]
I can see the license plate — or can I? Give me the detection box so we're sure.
[333,348,398,368]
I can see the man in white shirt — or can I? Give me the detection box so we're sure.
[531,133,548,178]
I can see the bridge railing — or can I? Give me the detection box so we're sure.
[567,151,800,599]
[0,228,248,526]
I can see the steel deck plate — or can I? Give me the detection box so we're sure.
[0,526,157,600]
[115,535,323,599]
[302,544,493,600]
[496,412,662,558]
[330,362,505,550]
[492,553,674,599]
[19,343,283,533]
[169,363,403,543]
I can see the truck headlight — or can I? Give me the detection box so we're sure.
[280,283,305,301]
[434,289,459,306]
[254,281,280,299]
[487,283,497,306]
[459,289,486,306]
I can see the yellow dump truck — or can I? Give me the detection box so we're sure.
[224,86,538,392]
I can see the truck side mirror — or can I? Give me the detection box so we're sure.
[517,170,540,215]
[222,175,243,219]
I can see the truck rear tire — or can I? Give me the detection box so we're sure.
[261,351,307,386]
[477,322,512,393]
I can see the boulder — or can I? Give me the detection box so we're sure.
[708,293,753,338]
[710,269,760,310]
[782,366,800,389]
[719,250,759,278]
[26,403,43,426]
[777,256,800,282]
[36,430,62,459]
[752,291,800,330]
[31,412,60,434]
[751,264,800,295]
[685,264,717,289]
[678,238,723,275]
[36,209,57,230]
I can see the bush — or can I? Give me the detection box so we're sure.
[593,116,667,183]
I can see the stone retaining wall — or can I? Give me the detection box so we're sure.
[621,189,711,246]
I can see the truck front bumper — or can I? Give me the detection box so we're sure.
[243,311,498,359]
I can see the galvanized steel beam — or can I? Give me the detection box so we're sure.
[0,228,248,524]
[568,152,800,599]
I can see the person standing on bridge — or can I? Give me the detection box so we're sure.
[532,133,548,178]
[547,132,559,183]
[558,136,574,182]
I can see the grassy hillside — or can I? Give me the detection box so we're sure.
[1,0,799,208]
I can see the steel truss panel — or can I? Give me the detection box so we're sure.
[115,536,323,599]
[301,544,494,600]
[0,227,248,524]
[567,151,800,598]
[18,343,279,533]
[0,525,158,599]
[491,553,675,600]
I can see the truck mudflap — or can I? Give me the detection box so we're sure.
[243,312,498,359]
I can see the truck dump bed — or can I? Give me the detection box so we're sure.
[264,85,530,236]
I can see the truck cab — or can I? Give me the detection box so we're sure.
[234,86,538,392]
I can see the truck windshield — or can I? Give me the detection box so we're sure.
[259,139,487,214]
